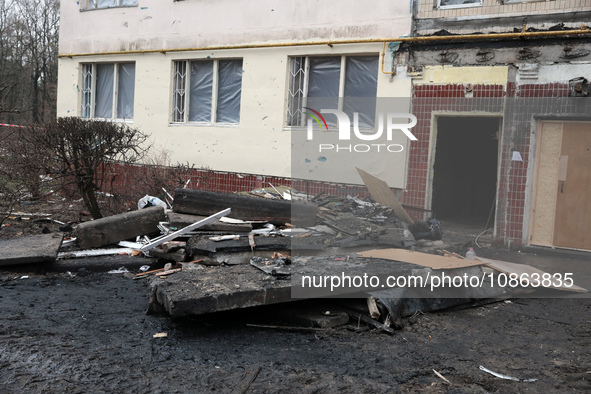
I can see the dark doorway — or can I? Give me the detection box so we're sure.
[432,116,500,227]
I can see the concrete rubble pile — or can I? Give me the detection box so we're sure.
[1,175,587,334]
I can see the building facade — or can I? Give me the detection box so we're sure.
[58,0,591,249]
[57,0,412,188]
[403,0,591,249]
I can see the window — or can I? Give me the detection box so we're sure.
[437,0,483,9]
[287,55,379,128]
[503,0,544,3]
[82,0,138,10]
[172,59,243,124]
[81,63,135,120]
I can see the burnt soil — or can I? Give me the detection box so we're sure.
[1,203,591,393]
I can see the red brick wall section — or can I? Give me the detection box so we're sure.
[104,162,372,205]
[406,82,575,247]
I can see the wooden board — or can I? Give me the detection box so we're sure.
[356,168,415,225]
[530,122,562,246]
[475,256,588,293]
[357,249,483,269]
[553,123,591,250]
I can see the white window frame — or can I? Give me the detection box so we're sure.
[502,0,545,3]
[81,0,138,11]
[286,55,378,128]
[80,62,135,121]
[436,0,483,10]
[171,59,243,125]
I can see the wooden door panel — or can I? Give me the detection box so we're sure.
[553,123,591,249]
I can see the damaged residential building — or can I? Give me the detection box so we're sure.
[57,0,591,250]
[395,0,591,250]
[57,0,413,191]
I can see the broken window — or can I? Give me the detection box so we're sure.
[172,59,243,124]
[437,0,483,9]
[82,0,138,10]
[286,55,379,128]
[80,62,136,120]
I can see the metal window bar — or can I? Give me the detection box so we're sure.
[287,56,306,127]
[172,61,187,122]
[81,64,93,118]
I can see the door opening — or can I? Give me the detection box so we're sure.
[432,116,500,228]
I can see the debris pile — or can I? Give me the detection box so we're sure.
[0,169,587,334]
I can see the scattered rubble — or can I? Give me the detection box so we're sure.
[0,170,588,335]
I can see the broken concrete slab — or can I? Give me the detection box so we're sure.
[250,256,291,276]
[147,265,292,317]
[198,251,290,266]
[167,212,252,233]
[0,234,63,266]
[187,234,331,256]
[50,255,157,273]
[173,188,317,226]
[148,255,510,319]
[74,206,166,249]
[188,235,291,255]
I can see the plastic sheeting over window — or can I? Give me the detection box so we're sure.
[216,60,243,123]
[343,56,379,128]
[172,59,243,124]
[188,61,213,122]
[308,57,341,111]
[95,63,114,118]
[81,62,135,120]
[97,0,117,7]
[287,55,379,128]
[117,63,135,119]
[307,57,341,126]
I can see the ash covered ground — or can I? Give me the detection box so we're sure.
[1,200,590,393]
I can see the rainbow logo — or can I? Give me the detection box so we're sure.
[303,107,329,132]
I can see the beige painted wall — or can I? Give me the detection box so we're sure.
[414,65,509,85]
[60,0,411,55]
[57,43,414,186]
[57,1,414,186]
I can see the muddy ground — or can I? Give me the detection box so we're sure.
[1,204,591,393]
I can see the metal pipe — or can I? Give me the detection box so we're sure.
[58,27,591,58]
[381,41,395,75]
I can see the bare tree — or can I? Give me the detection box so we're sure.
[19,117,151,219]
[0,0,59,124]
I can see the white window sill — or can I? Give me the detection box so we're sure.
[437,2,483,10]
[80,5,138,12]
[503,0,545,3]
[284,126,375,132]
[169,122,240,128]
[84,117,134,123]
